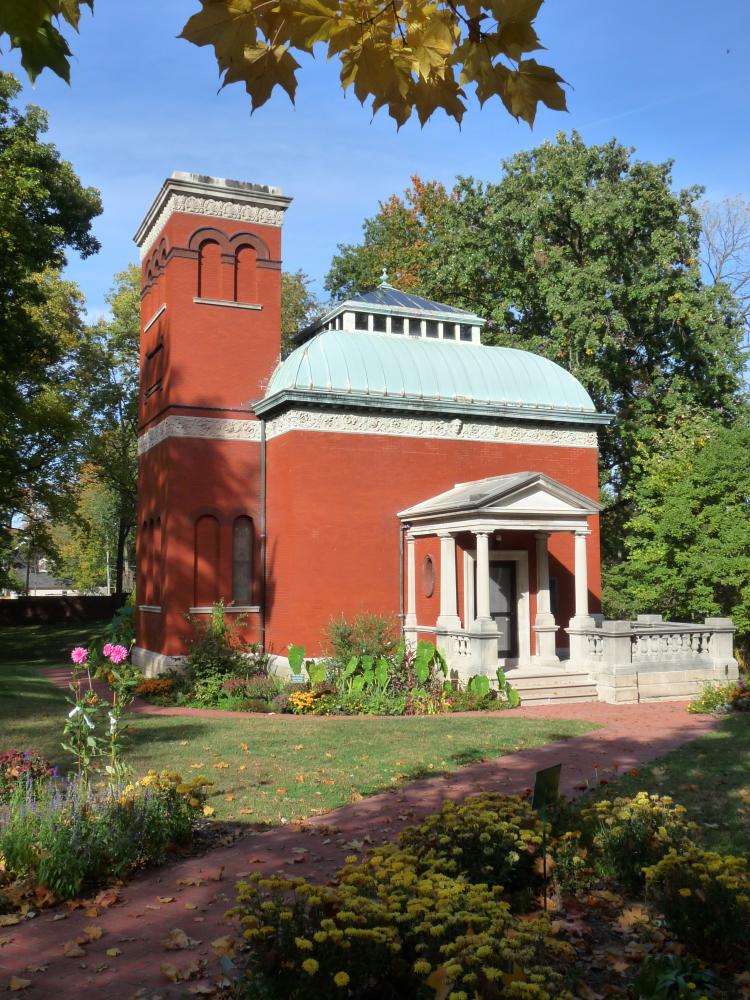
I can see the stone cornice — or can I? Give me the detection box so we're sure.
[135,172,292,259]
[138,415,261,455]
[263,408,598,449]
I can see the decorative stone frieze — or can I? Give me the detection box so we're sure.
[264,408,598,448]
[138,416,261,455]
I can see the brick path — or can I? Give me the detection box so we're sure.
[0,689,719,999]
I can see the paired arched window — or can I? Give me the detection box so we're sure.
[192,514,254,607]
[234,245,257,303]
[194,515,220,607]
[198,240,222,299]
[232,516,253,605]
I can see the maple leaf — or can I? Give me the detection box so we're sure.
[63,939,86,957]
[179,0,258,69]
[500,57,567,125]
[162,928,201,951]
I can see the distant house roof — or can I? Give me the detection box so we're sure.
[257,329,610,426]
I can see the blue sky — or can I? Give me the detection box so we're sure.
[6,0,750,317]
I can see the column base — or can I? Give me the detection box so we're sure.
[533,613,559,665]
[436,614,462,631]
[566,615,596,668]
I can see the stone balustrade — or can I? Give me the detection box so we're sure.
[577,614,738,703]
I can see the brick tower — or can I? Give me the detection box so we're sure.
[132,172,291,673]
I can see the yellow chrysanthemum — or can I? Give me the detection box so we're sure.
[333,971,350,987]
[302,958,319,975]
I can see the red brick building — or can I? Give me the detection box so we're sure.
[132,172,614,688]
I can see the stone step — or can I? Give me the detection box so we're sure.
[507,672,593,691]
[517,686,599,706]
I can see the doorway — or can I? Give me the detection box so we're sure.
[488,561,518,657]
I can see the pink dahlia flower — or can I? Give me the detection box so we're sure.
[102,643,114,657]
[70,647,89,665]
[107,645,129,665]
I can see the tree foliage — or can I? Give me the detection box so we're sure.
[1,1,566,128]
[326,134,746,561]
[281,270,321,357]
[604,404,750,644]
[51,470,120,593]
[71,266,140,595]
[699,197,750,348]
[0,71,101,524]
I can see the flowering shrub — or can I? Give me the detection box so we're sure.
[0,749,54,801]
[288,690,324,714]
[135,677,176,698]
[398,793,544,894]
[645,847,750,963]
[232,864,571,1000]
[579,792,697,889]
[0,771,212,900]
[688,680,742,714]
[729,679,750,711]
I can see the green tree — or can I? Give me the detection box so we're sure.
[73,266,139,596]
[326,134,746,559]
[604,405,750,646]
[281,270,322,357]
[0,71,101,526]
[2,2,566,128]
[52,470,120,593]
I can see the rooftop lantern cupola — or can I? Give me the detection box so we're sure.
[300,278,485,345]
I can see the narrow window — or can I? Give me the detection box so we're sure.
[372,313,387,332]
[354,311,370,331]
[198,240,222,300]
[391,316,405,334]
[153,518,162,606]
[235,244,257,303]
[459,324,473,342]
[194,515,220,607]
[442,322,456,340]
[426,320,439,338]
[232,517,253,605]
[408,319,421,337]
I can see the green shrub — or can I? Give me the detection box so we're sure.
[399,793,544,894]
[0,770,210,900]
[245,675,285,702]
[579,792,697,889]
[633,954,721,999]
[186,601,254,681]
[192,671,229,706]
[324,613,399,671]
[645,847,750,964]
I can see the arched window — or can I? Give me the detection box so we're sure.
[194,515,220,607]
[198,240,222,300]
[232,516,253,605]
[234,245,257,303]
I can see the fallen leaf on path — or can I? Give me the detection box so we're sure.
[210,935,235,957]
[81,924,103,942]
[208,866,225,882]
[9,977,31,991]
[189,986,216,996]
[157,896,176,904]
[106,947,122,957]
[0,935,14,946]
[0,915,21,927]
[64,940,86,957]
[162,928,201,951]
[177,878,204,887]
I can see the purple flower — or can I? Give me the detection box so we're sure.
[71,647,89,665]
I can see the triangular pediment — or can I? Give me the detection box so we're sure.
[399,472,602,520]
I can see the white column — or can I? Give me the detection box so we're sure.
[475,531,491,622]
[533,532,559,664]
[566,527,595,668]
[404,532,417,637]
[574,529,590,619]
[436,531,461,630]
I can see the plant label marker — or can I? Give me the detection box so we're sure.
[532,764,561,913]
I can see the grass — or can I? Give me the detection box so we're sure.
[0,621,595,826]
[588,712,750,856]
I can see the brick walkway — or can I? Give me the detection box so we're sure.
[0,690,719,999]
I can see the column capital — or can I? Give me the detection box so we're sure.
[473,529,491,538]
[405,531,416,544]
[534,531,551,540]
[573,528,591,537]
[437,529,455,539]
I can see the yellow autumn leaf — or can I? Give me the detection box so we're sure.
[105,947,122,958]
[9,977,31,992]
[203,805,215,816]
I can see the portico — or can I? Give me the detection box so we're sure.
[399,472,603,681]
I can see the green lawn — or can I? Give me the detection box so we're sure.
[0,622,595,826]
[590,712,750,855]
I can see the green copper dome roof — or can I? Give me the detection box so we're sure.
[255,330,607,425]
